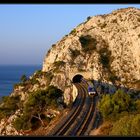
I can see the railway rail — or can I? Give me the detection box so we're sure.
[47,82,98,136]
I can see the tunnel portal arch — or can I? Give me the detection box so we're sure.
[72,74,83,83]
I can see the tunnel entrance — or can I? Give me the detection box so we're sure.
[72,74,83,83]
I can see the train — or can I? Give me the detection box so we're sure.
[88,86,98,96]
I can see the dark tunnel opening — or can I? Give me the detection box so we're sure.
[72,74,83,83]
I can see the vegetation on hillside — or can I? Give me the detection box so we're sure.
[87,16,92,21]
[53,61,66,73]
[0,68,64,132]
[79,34,119,84]
[69,48,80,59]
[110,114,140,135]
[10,85,64,130]
[79,35,97,52]
[70,28,77,35]
[97,89,140,135]
[0,95,21,121]
[14,70,53,90]
[53,61,65,68]
[98,48,111,70]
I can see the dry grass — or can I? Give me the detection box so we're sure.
[22,108,70,136]
[89,121,113,136]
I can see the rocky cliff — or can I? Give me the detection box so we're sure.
[43,7,140,91]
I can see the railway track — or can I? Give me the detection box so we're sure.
[48,82,97,136]
[68,83,97,136]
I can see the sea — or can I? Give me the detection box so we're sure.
[0,65,42,98]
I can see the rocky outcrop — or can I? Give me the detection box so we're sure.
[64,84,78,105]
[0,110,23,135]
[42,7,140,91]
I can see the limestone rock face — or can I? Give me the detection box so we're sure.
[42,7,140,90]
[0,110,23,135]
[64,86,73,105]
[50,73,71,91]
[64,84,78,105]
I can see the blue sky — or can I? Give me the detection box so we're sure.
[0,4,140,65]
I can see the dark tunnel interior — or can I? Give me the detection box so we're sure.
[72,74,83,83]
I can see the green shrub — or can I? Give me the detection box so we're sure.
[70,28,77,35]
[131,114,140,135]
[79,35,91,48]
[13,86,63,130]
[53,61,65,69]
[98,89,135,120]
[13,114,32,130]
[135,99,140,113]
[110,114,140,136]
[110,115,132,135]
[30,71,53,85]
[52,44,56,47]
[87,16,91,21]
[111,90,131,113]
[47,85,63,99]
[69,48,80,58]
[20,74,28,83]
[14,70,37,88]
[14,83,21,88]
[109,73,119,84]
[34,70,42,76]
[46,72,53,83]
[0,95,20,120]
[79,35,97,52]
[100,54,110,68]
[34,70,49,78]
[99,48,111,69]
[0,110,6,121]
[30,77,39,85]
[97,94,113,119]
[14,82,26,89]
[13,89,49,130]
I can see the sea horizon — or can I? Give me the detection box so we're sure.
[0,64,42,66]
[0,65,42,97]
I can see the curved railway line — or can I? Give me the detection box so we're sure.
[47,82,98,136]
